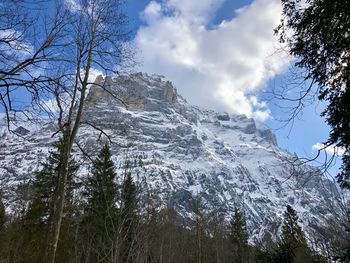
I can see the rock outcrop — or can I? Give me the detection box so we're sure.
[0,73,342,241]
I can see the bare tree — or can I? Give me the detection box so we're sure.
[272,0,350,190]
[0,1,74,129]
[34,1,135,262]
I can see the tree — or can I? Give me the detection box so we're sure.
[275,0,350,188]
[22,137,78,262]
[120,171,138,263]
[193,199,205,263]
[280,206,306,246]
[0,191,5,230]
[43,0,133,261]
[137,190,160,262]
[26,138,78,222]
[0,1,71,128]
[277,205,312,263]
[79,143,119,262]
[1,3,133,258]
[229,207,249,263]
[208,211,230,263]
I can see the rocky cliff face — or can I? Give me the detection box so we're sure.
[0,73,342,241]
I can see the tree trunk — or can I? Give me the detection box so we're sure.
[44,27,93,261]
[197,220,202,263]
[44,138,71,263]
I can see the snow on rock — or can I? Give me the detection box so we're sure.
[0,72,343,241]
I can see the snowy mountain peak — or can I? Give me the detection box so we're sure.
[86,73,179,111]
[85,73,277,147]
[0,72,342,242]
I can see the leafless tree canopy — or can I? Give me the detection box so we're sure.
[0,1,136,262]
[0,0,135,130]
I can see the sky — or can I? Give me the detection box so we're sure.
[123,0,336,165]
[1,0,340,174]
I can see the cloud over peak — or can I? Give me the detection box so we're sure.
[136,0,290,121]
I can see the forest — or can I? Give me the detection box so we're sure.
[0,140,340,263]
[1,0,350,262]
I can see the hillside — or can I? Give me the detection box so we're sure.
[0,72,342,241]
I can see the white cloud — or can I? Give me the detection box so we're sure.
[312,143,346,156]
[40,67,104,115]
[65,0,81,12]
[64,0,95,15]
[164,0,225,24]
[88,67,105,83]
[135,0,290,121]
[0,29,34,57]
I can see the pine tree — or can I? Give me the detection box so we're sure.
[121,171,138,263]
[79,143,119,263]
[275,0,350,188]
[0,193,6,261]
[26,137,78,222]
[22,138,78,262]
[281,206,306,245]
[229,207,249,263]
[0,191,5,230]
[191,198,205,263]
[277,205,312,263]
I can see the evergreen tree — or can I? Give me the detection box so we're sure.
[277,2,350,257]
[256,249,277,263]
[192,198,205,263]
[0,191,8,260]
[22,138,78,263]
[229,207,249,263]
[281,205,306,246]
[121,171,138,263]
[0,191,5,230]
[26,137,78,223]
[79,143,119,263]
[275,0,350,187]
[277,205,312,263]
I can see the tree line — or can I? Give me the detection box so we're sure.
[1,0,349,261]
[1,0,134,260]
[0,139,343,263]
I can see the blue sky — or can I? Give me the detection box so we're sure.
[125,0,254,29]
[1,0,340,174]
[123,0,333,162]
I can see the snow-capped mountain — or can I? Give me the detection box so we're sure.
[0,73,343,241]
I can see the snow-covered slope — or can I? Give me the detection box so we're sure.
[0,73,343,240]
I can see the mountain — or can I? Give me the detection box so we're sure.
[0,72,343,241]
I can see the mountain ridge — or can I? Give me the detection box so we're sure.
[0,72,343,242]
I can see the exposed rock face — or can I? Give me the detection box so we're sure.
[217,113,230,121]
[86,77,105,105]
[163,82,177,102]
[13,126,30,136]
[0,73,342,241]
